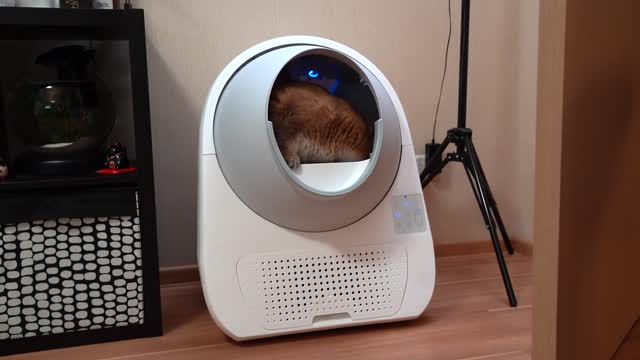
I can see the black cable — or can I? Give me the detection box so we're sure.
[431,0,453,142]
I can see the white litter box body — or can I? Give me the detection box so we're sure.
[198,36,435,340]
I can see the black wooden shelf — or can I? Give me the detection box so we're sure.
[0,6,162,355]
[0,7,143,40]
[0,173,138,192]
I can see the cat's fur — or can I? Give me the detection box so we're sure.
[269,82,373,169]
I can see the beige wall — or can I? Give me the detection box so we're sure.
[135,0,539,267]
[424,0,538,251]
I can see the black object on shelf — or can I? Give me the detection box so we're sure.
[419,0,518,307]
[104,142,130,169]
[0,7,162,356]
[60,0,92,9]
[0,155,8,181]
[9,44,115,177]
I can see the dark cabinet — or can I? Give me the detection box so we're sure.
[0,7,162,356]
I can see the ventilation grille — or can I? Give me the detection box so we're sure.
[237,245,407,330]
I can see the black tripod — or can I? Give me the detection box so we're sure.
[420,0,517,307]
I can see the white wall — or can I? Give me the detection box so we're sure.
[135,0,538,267]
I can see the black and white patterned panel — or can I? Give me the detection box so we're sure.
[0,216,144,340]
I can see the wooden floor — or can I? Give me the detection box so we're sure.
[7,253,533,360]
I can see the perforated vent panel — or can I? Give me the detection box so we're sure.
[237,245,407,330]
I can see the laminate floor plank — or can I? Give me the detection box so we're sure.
[5,253,533,360]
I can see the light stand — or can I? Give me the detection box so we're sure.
[420,0,518,307]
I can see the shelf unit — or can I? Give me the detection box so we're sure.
[0,173,139,192]
[0,7,162,356]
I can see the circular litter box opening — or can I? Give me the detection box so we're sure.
[267,51,382,196]
[210,42,402,231]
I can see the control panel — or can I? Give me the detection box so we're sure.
[391,194,427,234]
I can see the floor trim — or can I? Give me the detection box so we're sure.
[159,240,534,286]
[160,265,200,286]
[434,239,533,257]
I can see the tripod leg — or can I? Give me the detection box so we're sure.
[462,162,517,260]
[463,163,485,221]
[489,206,514,254]
[463,138,518,307]
[465,138,515,255]
[422,156,452,188]
[420,137,451,188]
[463,163,504,247]
[464,159,509,256]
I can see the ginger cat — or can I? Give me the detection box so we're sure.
[269,82,373,169]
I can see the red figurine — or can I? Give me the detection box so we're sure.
[97,142,137,175]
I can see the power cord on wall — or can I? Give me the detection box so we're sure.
[425,0,453,170]
[431,0,453,143]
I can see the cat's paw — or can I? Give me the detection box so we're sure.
[286,157,301,169]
